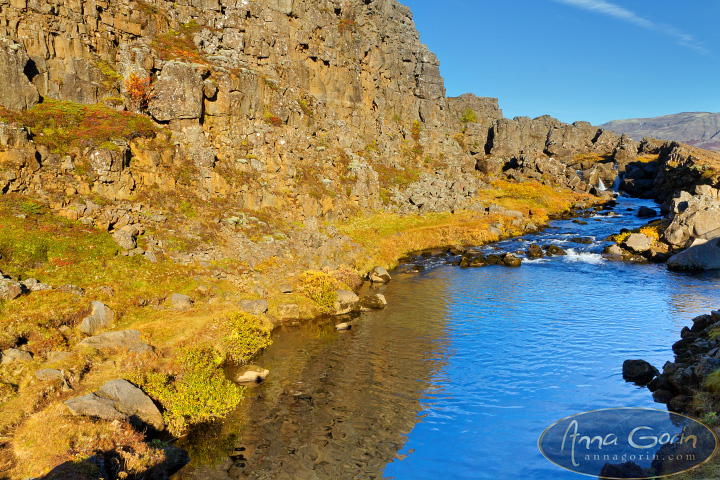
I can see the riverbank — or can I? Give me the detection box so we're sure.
[0,181,603,478]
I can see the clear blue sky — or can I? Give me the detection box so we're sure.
[401,0,720,125]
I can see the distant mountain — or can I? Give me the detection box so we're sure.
[600,112,720,151]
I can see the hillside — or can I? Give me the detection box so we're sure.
[601,112,720,151]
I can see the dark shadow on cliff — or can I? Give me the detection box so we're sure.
[35,446,189,480]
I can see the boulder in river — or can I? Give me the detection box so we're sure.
[545,245,567,256]
[637,206,657,218]
[360,293,387,310]
[234,365,270,384]
[334,290,359,315]
[369,266,391,283]
[335,322,351,331]
[622,359,659,385]
[667,238,720,271]
[502,253,522,267]
[622,233,653,254]
[526,244,544,258]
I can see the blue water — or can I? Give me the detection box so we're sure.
[181,194,720,480]
[384,196,720,479]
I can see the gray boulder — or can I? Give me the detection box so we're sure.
[0,348,32,365]
[79,329,153,353]
[65,379,164,431]
[149,61,204,122]
[112,225,139,251]
[667,238,720,271]
[637,206,657,218]
[171,293,193,309]
[359,293,387,310]
[78,301,115,335]
[0,38,39,111]
[65,394,126,422]
[239,299,269,315]
[334,289,359,315]
[369,266,391,283]
[97,379,164,430]
[0,278,24,300]
[622,233,653,254]
[335,322,352,331]
[35,368,64,382]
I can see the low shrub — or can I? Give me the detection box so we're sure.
[130,345,243,436]
[223,312,272,363]
[0,98,158,154]
[299,270,343,313]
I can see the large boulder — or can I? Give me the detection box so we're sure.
[97,379,164,430]
[0,38,39,111]
[65,379,164,431]
[622,359,659,385]
[369,266,391,283]
[622,233,653,254]
[334,290,359,315]
[149,61,204,122]
[112,225,139,250]
[0,348,32,365]
[667,238,720,271]
[0,278,25,300]
[239,299,269,315]
[78,329,153,353]
[78,301,115,335]
[171,293,193,309]
[359,293,387,310]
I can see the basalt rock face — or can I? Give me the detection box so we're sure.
[0,0,640,275]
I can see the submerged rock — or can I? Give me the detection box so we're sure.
[360,293,387,310]
[234,365,270,384]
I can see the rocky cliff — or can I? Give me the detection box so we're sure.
[0,1,677,477]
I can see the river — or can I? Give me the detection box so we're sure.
[176,194,720,479]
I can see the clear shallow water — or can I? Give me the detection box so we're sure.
[179,195,720,480]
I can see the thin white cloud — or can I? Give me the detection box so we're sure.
[554,0,709,54]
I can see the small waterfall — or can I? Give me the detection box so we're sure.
[598,178,607,191]
[611,174,622,191]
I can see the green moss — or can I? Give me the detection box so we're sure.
[222,312,273,363]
